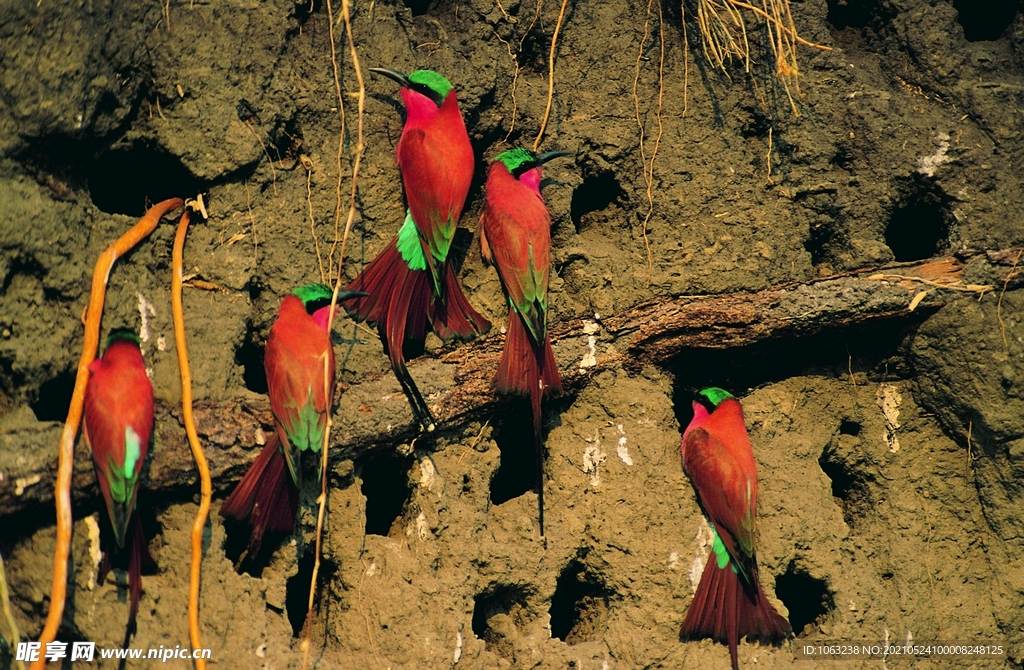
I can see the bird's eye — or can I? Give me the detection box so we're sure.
[305,297,332,315]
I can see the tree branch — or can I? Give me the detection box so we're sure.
[1,250,1019,518]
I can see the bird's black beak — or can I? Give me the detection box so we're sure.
[677,385,702,402]
[535,150,572,166]
[370,67,411,88]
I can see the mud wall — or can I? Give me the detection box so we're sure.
[1,0,1023,668]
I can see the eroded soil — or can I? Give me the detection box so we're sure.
[1,0,1023,668]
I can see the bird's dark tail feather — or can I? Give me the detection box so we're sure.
[493,312,562,536]
[343,238,437,430]
[124,511,155,644]
[96,509,155,660]
[431,261,491,342]
[679,555,791,670]
[220,434,298,557]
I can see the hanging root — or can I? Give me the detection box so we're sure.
[633,0,665,287]
[32,198,182,670]
[493,29,522,143]
[997,249,1022,351]
[534,0,570,151]
[690,0,831,114]
[304,157,328,285]
[302,0,366,666]
[495,0,542,144]
[172,204,212,670]
[326,0,350,286]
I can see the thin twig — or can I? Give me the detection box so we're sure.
[327,0,349,285]
[242,122,279,197]
[534,0,569,152]
[996,249,1022,352]
[305,159,327,284]
[646,0,665,285]
[682,0,689,116]
[301,0,366,665]
[521,0,543,51]
[244,180,258,266]
[493,29,521,143]
[633,0,664,286]
[171,207,211,670]
[494,0,514,22]
[32,198,182,670]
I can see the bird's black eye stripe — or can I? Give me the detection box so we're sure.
[511,162,538,178]
[694,394,717,414]
[410,82,443,106]
[305,297,332,315]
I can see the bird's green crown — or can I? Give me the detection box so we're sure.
[496,148,536,175]
[408,69,454,101]
[292,283,334,314]
[698,387,734,408]
[105,328,140,349]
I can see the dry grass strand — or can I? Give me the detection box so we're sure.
[997,249,1022,351]
[633,0,665,286]
[691,0,831,115]
[301,0,366,665]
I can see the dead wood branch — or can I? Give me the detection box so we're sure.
[2,250,1020,518]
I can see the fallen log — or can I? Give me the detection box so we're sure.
[1,249,1019,518]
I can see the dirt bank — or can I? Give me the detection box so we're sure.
[1,0,1023,667]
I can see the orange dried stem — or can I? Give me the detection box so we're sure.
[533,0,569,152]
[33,198,182,669]
[171,209,211,670]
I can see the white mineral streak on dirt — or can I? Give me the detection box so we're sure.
[580,319,600,369]
[85,514,102,590]
[917,132,950,177]
[418,455,437,492]
[583,429,606,486]
[615,423,633,465]
[876,384,902,453]
[689,518,714,591]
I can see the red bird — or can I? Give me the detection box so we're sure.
[222,284,363,558]
[83,328,155,637]
[480,147,569,535]
[679,387,791,670]
[344,68,490,432]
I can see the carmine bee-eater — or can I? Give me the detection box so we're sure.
[679,387,791,670]
[479,147,570,536]
[83,328,156,636]
[343,68,490,432]
[221,284,365,557]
